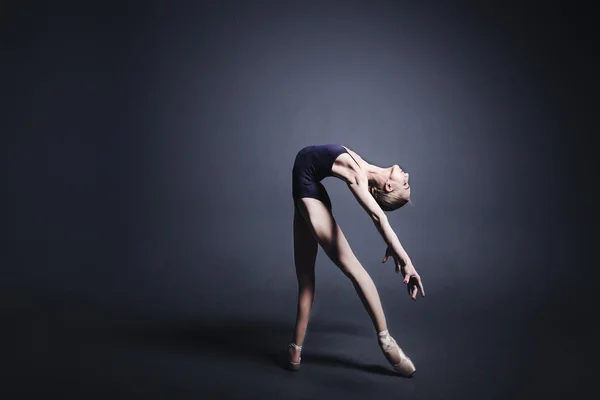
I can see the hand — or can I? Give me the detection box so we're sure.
[382,246,425,300]
[400,263,425,300]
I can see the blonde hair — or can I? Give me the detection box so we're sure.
[369,184,409,212]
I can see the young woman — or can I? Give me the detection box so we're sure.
[288,144,425,377]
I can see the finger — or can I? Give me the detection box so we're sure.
[418,277,425,297]
[411,285,418,300]
[382,255,387,263]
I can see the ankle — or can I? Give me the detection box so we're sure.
[378,330,398,349]
[288,342,302,363]
[378,330,391,342]
[289,342,303,351]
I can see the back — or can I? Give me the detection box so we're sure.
[292,144,348,184]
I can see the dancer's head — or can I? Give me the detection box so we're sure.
[369,164,411,212]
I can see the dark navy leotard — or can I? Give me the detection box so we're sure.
[292,144,354,212]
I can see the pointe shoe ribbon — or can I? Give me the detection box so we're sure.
[288,342,302,371]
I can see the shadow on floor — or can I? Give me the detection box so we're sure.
[302,352,402,377]
[117,316,401,377]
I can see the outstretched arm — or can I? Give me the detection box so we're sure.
[347,175,425,299]
[346,175,412,266]
[374,217,412,267]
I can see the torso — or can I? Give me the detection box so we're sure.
[292,144,368,189]
[331,145,369,183]
[291,144,369,208]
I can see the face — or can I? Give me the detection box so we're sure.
[386,164,411,199]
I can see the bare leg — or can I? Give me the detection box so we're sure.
[289,208,318,364]
[294,198,416,376]
[296,198,387,334]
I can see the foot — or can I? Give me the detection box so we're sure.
[287,342,302,371]
[378,330,416,377]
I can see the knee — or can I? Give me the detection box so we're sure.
[339,260,367,282]
[337,262,358,280]
[297,273,315,288]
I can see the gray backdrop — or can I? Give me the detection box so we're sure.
[5,1,594,399]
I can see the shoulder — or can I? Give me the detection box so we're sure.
[342,146,369,173]
[332,147,368,184]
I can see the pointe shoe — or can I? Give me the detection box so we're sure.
[288,342,302,371]
[378,331,416,377]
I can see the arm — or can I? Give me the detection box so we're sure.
[346,175,413,267]
[347,174,425,299]
[374,216,413,267]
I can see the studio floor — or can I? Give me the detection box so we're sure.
[6,287,591,400]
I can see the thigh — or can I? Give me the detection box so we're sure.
[293,207,318,281]
[293,182,333,212]
[296,198,358,274]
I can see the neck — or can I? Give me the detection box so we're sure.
[365,165,390,188]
